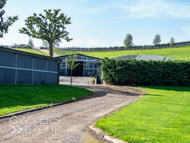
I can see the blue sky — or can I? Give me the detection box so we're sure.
[1,0,190,47]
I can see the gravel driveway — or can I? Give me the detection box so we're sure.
[0,84,145,143]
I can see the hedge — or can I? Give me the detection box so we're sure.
[101,58,190,86]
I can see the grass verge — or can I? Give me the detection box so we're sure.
[0,85,93,116]
[14,48,44,55]
[95,86,190,143]
[82,46,190,61]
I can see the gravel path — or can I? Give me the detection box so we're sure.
[0,85,145,143]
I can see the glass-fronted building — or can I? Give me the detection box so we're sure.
[57,54,101,77]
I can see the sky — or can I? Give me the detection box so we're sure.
[1,0,190,48]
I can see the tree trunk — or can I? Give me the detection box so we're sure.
[49,42,53,57]
[71,70,72,86]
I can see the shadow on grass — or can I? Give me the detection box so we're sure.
[0,84,93,115]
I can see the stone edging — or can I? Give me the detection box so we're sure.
[89,123,128,143]
[89,86,147,143]
[0,93,94,120]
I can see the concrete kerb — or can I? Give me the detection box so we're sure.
[89,123,128,143]
[0,93,94,120]
[88,86,147,143]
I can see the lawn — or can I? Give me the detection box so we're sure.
[82,46,190,61]
[95,86,190,143]
[0,85,93,116]
[42,50,49,56]
[14,48,45,55]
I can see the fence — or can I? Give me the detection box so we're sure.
[58,41,190,52]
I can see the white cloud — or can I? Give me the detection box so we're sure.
[87,0,190,19]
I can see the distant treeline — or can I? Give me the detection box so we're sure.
[58,41,190,52]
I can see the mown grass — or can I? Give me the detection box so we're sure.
[95,86,190,143]
[82,46,190,60]
[42,50,49,56]
[14,48,44,55]
[0,85,93,116]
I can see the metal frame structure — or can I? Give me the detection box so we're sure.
[56,54,101,77]
[0,46,61,85]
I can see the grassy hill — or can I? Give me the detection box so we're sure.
[13,46,190,61]
[81,46,190,61]
[14,48,45,55]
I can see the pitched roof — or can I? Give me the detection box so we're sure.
[114,55,174,61]
[56,53,102,60]
[0,46,60,61]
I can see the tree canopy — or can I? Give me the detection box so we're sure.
[66,53,80,85]
[19,9,72,57]
[170,37,175,46]
[0,0,18,37]
[124,34,133,48]
[153,34,161,45]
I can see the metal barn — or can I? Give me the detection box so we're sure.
[0,47,60,85]
[57,54,101,77]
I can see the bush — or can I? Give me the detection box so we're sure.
[101,58,190,86]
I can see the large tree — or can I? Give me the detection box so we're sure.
[124,34,133,48]
[19,9,72,57]
[153,34,161,45]
[0,0,18,37]
[42,39,60,49]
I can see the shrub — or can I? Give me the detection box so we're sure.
[101,58,190,86]
[88,71,93,76]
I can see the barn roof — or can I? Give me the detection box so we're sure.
[56,53,102,60]
[0,46,60,61]
[114,55,174,61]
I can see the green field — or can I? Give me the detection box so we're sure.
[0,85,93,116]
[82,46,190,60]
[95,86,190,143]
[14,48,45,55]
[42,50,49,56]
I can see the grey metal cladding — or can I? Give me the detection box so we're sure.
[17,54,32,69]
[33,71,46,85]
[0,47,59,85]
[0,68,15,84]
[47,73,57,84]
[33,57,46,70]
[17,70,32,84]
[47,60,58,71]
[0,50,16,67]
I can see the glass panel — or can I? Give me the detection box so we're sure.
[77,56,81,59]
[89,63,93,68]
[82,57,86,60]
[84,62,87,69]
[61,62,66,68]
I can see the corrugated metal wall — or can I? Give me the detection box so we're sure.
[0,50,59,85]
